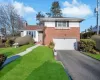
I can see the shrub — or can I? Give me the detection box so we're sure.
[2,39,6,43]
[91,35,100,51]
[79,39,96,52]
[49,42,55,49]
[5,39,10,47]
[0,39,2,44]
[0,54,7,67]
[15,35,34,46]
[90,49,100,54]
[5,39,14,47]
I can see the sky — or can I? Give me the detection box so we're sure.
[0,0,100,32]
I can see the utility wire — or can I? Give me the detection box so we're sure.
[83,15,95,21]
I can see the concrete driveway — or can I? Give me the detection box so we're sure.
[57,50,100,80]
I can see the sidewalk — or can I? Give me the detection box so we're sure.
[16,44,40,56]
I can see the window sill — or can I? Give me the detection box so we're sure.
[55,27,70,30]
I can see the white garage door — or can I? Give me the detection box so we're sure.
[53,38,77,50]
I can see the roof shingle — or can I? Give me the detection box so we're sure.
[21,25,44,31]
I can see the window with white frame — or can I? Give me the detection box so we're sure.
[33,31,36,38]
[27,31,36,38]
[56,21,69,27]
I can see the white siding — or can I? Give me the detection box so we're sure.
[21,30,39,42]
[44,22,55,27]
[44,21,80,27]
[35,31,38,42]
[21,31,26,37]
[24,31,27,36]
[69,22,80,27]
[21,31,24,37]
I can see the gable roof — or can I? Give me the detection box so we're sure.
[20,25,44,31]
[40,17,84,22]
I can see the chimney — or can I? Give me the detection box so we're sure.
[24,22,28,27]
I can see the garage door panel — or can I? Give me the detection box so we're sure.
[53,39,77,50]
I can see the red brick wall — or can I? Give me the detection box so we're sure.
[44,27,80,45]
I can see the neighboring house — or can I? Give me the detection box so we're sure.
[20,17,84,50]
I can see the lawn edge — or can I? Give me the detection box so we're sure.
[57,61,73,80]
[79,51,100,61]
[54,50,72,80]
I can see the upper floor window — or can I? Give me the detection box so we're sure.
[56,21,69,27]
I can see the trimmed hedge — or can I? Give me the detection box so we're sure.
[15,35,34,46]
[79,39,96,52]
[91,35,100,51]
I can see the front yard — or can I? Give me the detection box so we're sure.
[0,46,69,80]
[0,44,33,57]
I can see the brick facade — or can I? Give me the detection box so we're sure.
[44,27,80,45]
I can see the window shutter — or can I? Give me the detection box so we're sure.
[55,21,57,27]
[67,21,69,27]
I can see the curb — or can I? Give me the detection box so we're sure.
[80,51,100,62]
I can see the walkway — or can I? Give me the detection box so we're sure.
[0,44,40,69]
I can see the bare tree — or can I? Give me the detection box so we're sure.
[0,3,25,37]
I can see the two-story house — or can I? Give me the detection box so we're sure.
[20,17,84,50]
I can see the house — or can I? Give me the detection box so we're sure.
[20,17,84,50]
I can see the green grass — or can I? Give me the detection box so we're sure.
[0,44,33,57]
[84,52,100,60]
[0,46,69,80]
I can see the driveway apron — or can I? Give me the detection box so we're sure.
[57,50,100,80]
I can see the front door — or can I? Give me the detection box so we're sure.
[38,31,43,42]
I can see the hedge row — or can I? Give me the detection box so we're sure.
[79,39,96,52]
[91,35,100,51]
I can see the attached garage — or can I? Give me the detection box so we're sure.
[53,38,77,50]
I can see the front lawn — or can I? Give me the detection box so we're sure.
[0,46,69,80]
[83,52,100,60]
[0,44,33,57]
